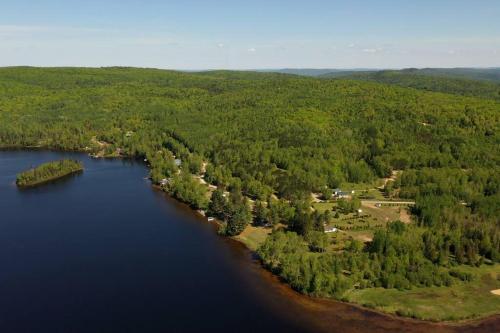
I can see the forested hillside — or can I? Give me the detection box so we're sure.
[320,67,500,82]
[1,67,499,320]
[259,68,370,77]
[327,69,500,101]
[414,68,500,82]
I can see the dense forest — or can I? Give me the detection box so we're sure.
[328,69,500,101]
[398,67,500,82]
[16,159,83,186]
[1,67,498,317]
[269,67,500,82]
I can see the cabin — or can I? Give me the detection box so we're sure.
[333,188,355,199]
[160,178,169,186]
[207,217,215,222]
[174,159,182,167]
[337,191,350,198]
[325,227,338,233]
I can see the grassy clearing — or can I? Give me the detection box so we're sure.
[360,203,404,224]
[342,182,380,192]
[235,225,272,251]
[312,202,336,212]
[313,201,407,227]
[314,201,400,245]
[356,188,387,200]
[344,264,500,321]
[343,229,375,242]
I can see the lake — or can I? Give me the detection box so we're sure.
[0,150,497,333]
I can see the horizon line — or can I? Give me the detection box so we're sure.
[1,65,500,71]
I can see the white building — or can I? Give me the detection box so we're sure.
[325,227,338,233]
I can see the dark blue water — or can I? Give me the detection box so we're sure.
[0,150,314,333]
[0,151,496,333]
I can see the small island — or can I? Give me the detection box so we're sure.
[16,159,84,187]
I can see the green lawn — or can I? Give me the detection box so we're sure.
[312,202,336,213]
[313,202,388,244]
[356,188,387,200]
[344,264,500,321]
[235,225,272,251]
[360,204,403,224]
[341,182,380,192]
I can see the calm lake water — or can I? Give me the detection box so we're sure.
[0,150,497,333]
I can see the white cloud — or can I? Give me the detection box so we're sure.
[347,43,356,48]
[448,50,456,55]
[217,43,224,48]
[362,48,378,53]
[248,47,256,52]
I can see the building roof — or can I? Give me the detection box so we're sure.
[325,227,338,233]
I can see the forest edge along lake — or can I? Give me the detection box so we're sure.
[0,150,498,333]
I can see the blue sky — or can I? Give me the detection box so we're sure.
[1,0,499,69]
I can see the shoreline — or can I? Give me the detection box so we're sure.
[152,184,500,328]
[226,228,500,327]
[3,148,499,329]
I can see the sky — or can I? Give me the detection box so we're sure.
[0,0,499,69]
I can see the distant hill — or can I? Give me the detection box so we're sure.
[414,68,500,82]
[257,67,500,81]
[257,68,375,77]
[321,69,500,101]
[320,67,500,81]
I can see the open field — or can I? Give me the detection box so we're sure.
[312,202,336,213]
[235,225,272,251]
[313,201,403,244]
[238,196,413,253]
[344,265,500,321]
[355,188,388,201]
[341,182,381,192]
[360,201,413,224]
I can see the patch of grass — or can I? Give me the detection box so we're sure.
[344,264,500,321]
[314,202,385,247]
[345,230,374,242]
[356,188,387,200]
[235,225,272,251]
[312,202,336,213]
[361,203,402,223]
[342,182,379,192]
